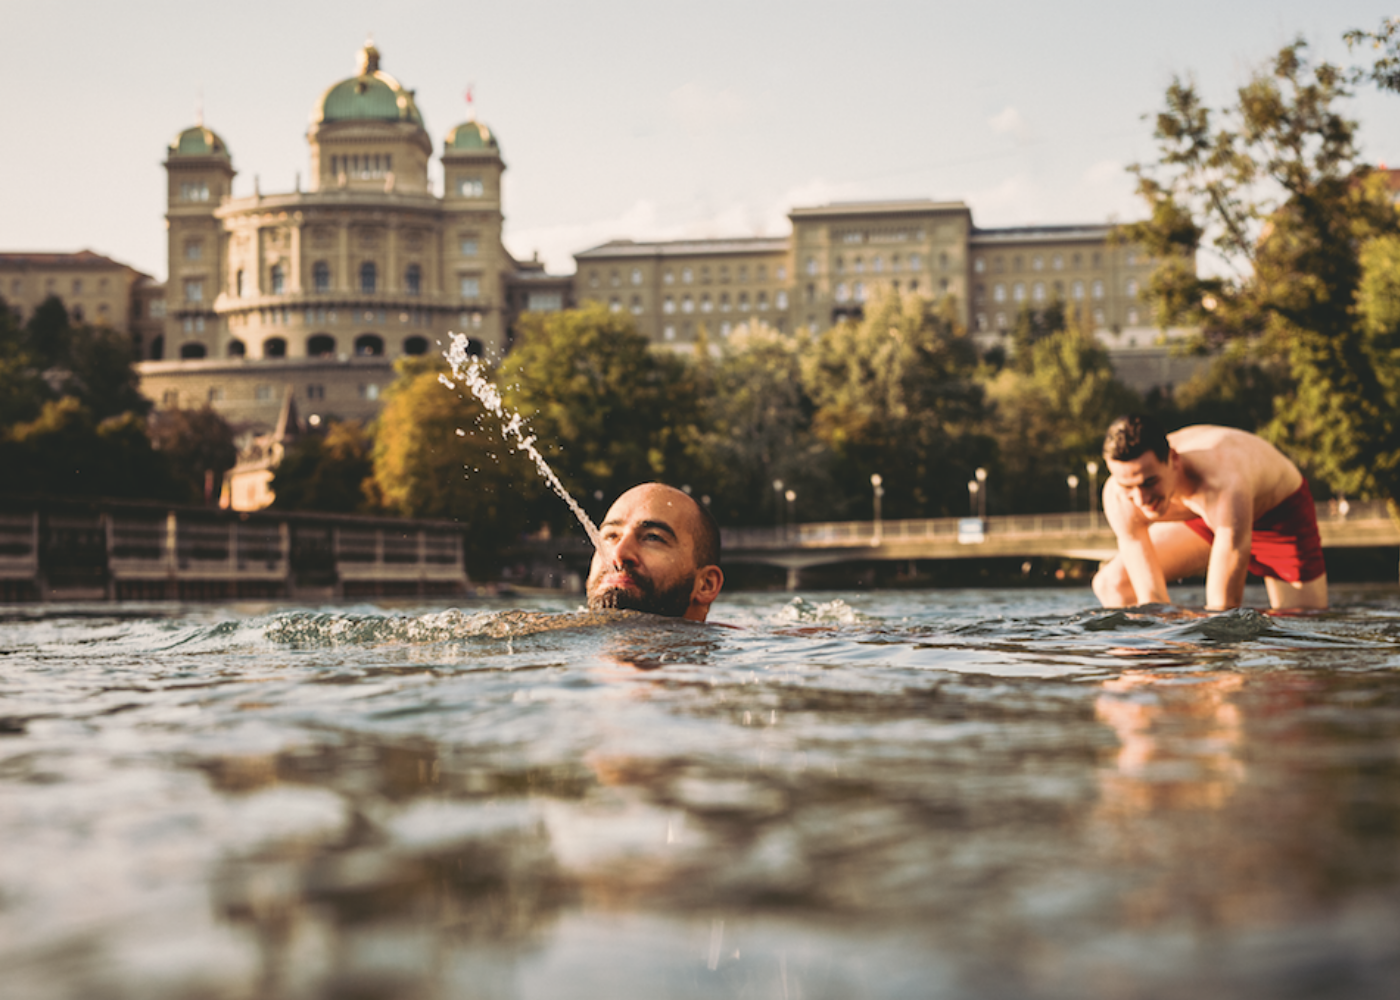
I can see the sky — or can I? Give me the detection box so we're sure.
[4,1,1398,282]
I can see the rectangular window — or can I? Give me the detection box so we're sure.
[185,241,202,261]
[208,387,223,402]
[184,279,204,303]
[459,276,480,299]
[459,236,479,256]
[527,292,562,312]
[180,181,210,202]
[458,177,484,197]
[307,384,325,400]
[255,384,273,401]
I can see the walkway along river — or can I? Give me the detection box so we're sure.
[1,497,1395,600]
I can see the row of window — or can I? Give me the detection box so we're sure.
[179,181,210,202]
[330,153,392,179]
[587,262,788,289]
[979,277,1139,304]
[11,277,111,296]
[222,262,484,300]
[178,333,434,362]
[654,289,790,315]
[833,252,938,274]
[972,250,1138,274]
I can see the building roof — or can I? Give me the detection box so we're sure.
[445,119,499,153]
[970,223,1113,244]
[168,125,230,158]
[789,199,969,218]
[0,250,145,274]
[575,237,790,260]
[314,43,424,127]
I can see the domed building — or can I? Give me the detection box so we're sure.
[140,43,570,435]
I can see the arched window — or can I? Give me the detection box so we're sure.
[403,336,429,356]
[464,338,484,357]
[264,337,287,358]
[270,264,285,294]
[360,262,377,294]
[313,261,330,293]
[235,269,244,297]
[308,334,336,357]
[179,343,207,359]
[354,333,384,356]
[227,339,247,358]
[404,264,421,295]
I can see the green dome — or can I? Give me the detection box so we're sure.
[314,43,423,126]
[169,125,229,158]
[445,120,499,153]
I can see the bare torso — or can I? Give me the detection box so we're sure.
[1152,425,1303,527]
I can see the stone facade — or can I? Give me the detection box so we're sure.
[0,251,162,353]
[143,42,551,433]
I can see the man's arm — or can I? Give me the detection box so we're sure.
[1202,489,1254,609]
[1103,483,1171,604]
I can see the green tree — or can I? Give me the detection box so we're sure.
[984,317,1141,511]
[498,305,706,531]
[149,406,239,505]
[270,419,374,513]
[370,356,537,573]
[0,398,178,500]
[800,291,988,519]
[1122,40,1400,502]
[693,321,834,527]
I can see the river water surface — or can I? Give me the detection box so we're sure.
[3,585,1400,999]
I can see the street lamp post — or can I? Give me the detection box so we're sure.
[1086,460,1100,527]
[871,473,884,546]
[974,467,988,520]
[1067,474,1079,514]
[784,489,797,542]
[968,479,980,518]
[772,479,784,537]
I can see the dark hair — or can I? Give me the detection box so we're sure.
[1103,414,1170,462]
[688,492,722,569]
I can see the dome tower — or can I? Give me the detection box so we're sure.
[308,42,431,194]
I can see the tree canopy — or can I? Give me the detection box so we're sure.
[1121,39,1400,503]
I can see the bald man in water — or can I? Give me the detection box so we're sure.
[1093,415,1328,611]
[586,483,725,621]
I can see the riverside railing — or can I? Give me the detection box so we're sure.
[723,499,1395,551]
[0,501,470,602]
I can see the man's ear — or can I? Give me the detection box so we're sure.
[689,565,724,614]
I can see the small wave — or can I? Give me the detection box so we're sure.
[261,607,669,647]
[1157,607,1277,643]
[770,597,875,626]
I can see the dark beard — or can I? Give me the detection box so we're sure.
[588,573,695,618]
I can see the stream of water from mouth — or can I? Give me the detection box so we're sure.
[442,332,600,547]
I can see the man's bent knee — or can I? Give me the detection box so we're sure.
[1093,558,1135,608]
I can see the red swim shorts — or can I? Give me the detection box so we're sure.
[1183,480,1327,583]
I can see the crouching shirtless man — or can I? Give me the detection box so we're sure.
[1093,415,1328,611]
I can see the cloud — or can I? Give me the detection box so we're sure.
[988,106,1032,142]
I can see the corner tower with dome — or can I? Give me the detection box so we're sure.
[141,43,565,435]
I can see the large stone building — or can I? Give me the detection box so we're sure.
[574,203,1164,354]
[138,42,570,432]
[7,42,1192,442]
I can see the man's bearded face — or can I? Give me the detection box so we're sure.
[586,563,696,618]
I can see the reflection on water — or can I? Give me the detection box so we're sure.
[3,589,1400,998]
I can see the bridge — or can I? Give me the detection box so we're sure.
[719,499,1400,589]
